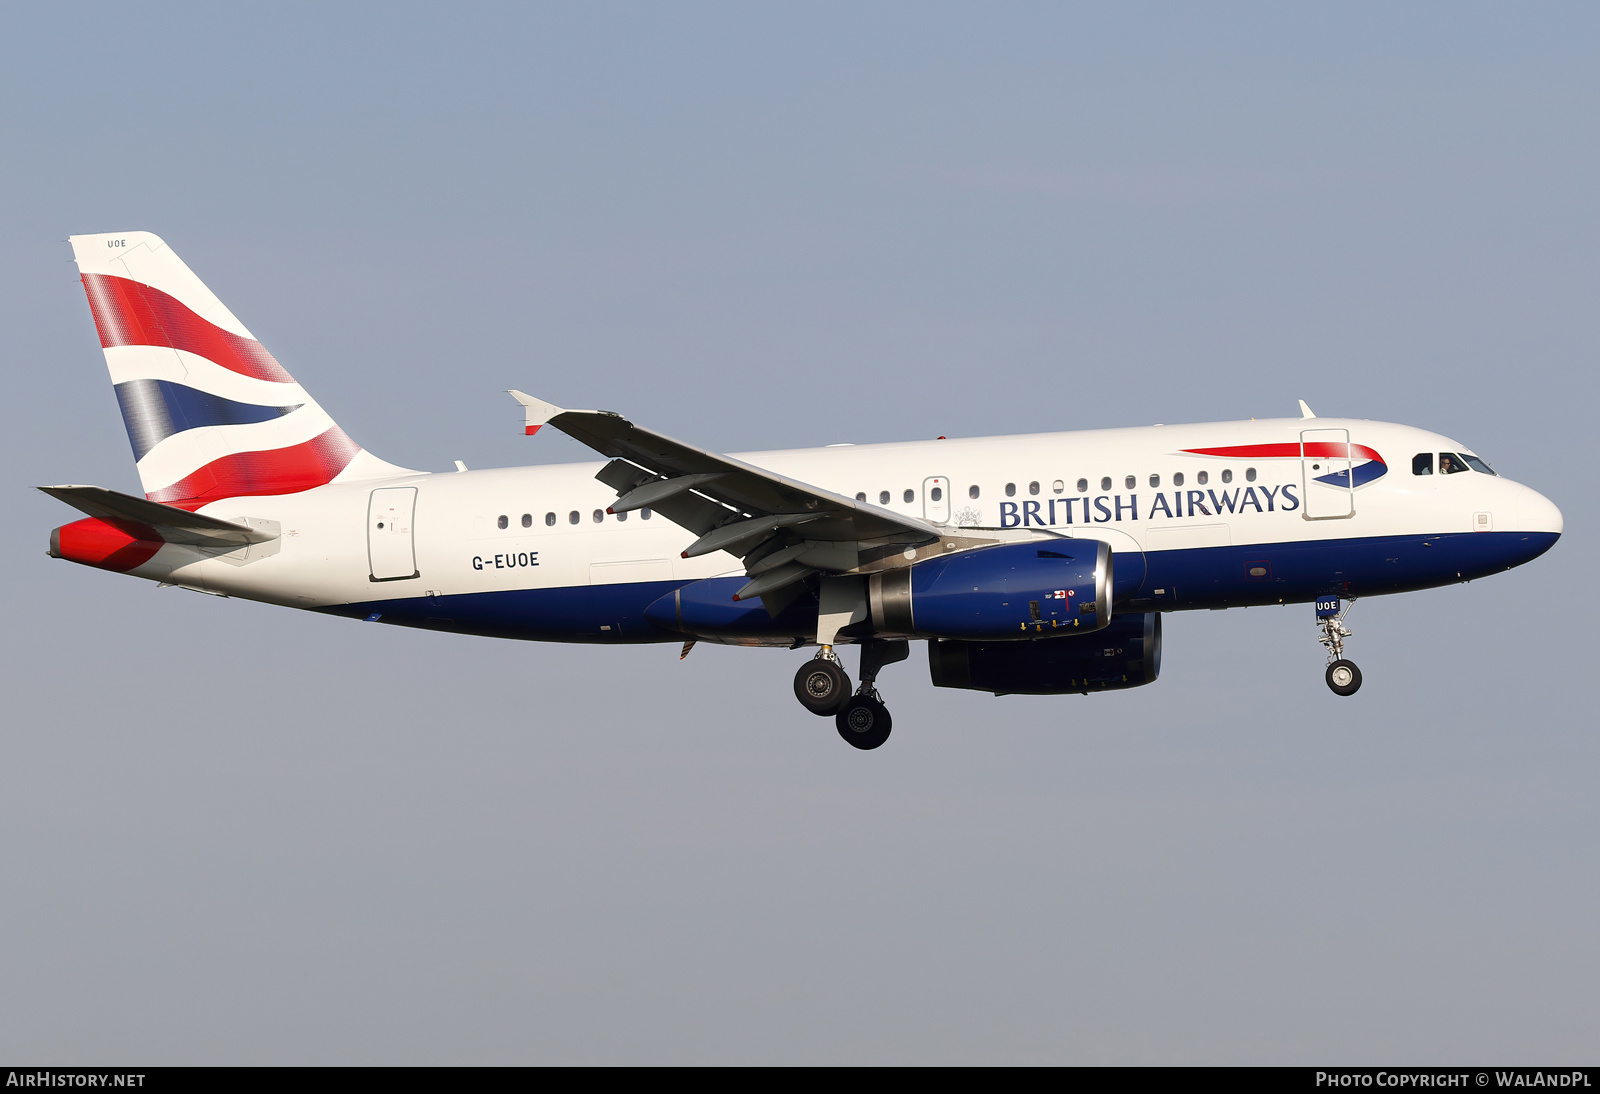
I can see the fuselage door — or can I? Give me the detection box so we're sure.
[1301,428,1355,520]
[368,487,419,581]
[923,476,950,524]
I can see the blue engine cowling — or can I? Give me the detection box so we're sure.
[927,612,1162,695]
[643,576,818,641]
[867,540,1112,641]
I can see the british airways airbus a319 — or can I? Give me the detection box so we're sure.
[43,232,1564,749]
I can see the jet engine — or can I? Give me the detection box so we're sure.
[867,540,1112,641]
[927,612,1162,695]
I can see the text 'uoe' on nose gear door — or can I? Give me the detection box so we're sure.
[368,487,419,581]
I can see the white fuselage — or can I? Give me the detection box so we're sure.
[116,415,1561,643]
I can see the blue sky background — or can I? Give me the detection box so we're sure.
[1,2,1595,1063]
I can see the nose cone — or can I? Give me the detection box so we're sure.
[1489,477,1562,535]
[1497,483,1562,569]
[1501,480,1563,535]
[1527,488,1564,537]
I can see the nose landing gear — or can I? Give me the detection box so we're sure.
[1316,596,1362,696]
[1326,659,1362,696]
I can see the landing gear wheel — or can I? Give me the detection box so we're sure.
[794,658,851,715]
[836,695,893,750]
[1325,659,1362,696]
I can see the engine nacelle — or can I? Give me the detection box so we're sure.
[644,576,818,641]
[928,612,1162,695]
[867,540,1111,641]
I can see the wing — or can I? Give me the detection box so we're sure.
[510,391,1001,609]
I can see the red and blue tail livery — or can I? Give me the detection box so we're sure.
[71,232,409,512]
[41,232,1564,750]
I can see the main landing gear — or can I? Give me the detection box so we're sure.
[1316,596,1362,697]
[794,651,850,715]
[793,639,909,750]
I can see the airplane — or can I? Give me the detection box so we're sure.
[42,232,1564,750]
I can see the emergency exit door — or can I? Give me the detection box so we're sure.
[368,487,419,581]
[1301,428,1355,520]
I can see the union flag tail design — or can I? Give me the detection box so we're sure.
[69,232,413,511]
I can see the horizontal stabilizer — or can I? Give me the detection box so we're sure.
[38,485,277,547]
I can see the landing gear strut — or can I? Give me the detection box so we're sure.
[1316,596,1362,696]
[834,639,908,750]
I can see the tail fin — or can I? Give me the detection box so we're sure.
[69,232,414,511]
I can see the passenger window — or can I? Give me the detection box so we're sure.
[969,485,980,499]
[878,490,890,505]
[1197,470,1209,485]
[1439,453,1468,475]
[1149,474,1160,488]
[1221,470,1232,484]
[1245,468,1256,482]
[930,486,942,502]
[1028,481,1039,495]
[641,508,652,520]
[497,515,508,530]
[856,492,867,502]
[1052,480,1064,494]
[1100,477,1112,492]
[1076,478,1088,494]
[545,512,556,526]
[903,489,915,504]
[521,513,532,528]
[1460,454,1496,475]
[593,509,604,522]
[568,511,579,525]
[1124,475,1135,490]
[1005,483,1016,497]
[1173,472,1185,487]
[616,510,627,522]
[1413,453,1433,475]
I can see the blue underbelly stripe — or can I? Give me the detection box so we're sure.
[321,531,1559,643]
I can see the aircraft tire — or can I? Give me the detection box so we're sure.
[836,696,892,750]
[1325,659,1362,696]
[795,658,851,715]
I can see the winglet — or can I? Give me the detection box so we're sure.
[508,390,564,436]
[1298,399,1316,419]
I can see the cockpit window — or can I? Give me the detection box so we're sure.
[1438,453,1470,475]
[1412,453,1433,475]
[1459,453,1496,475]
